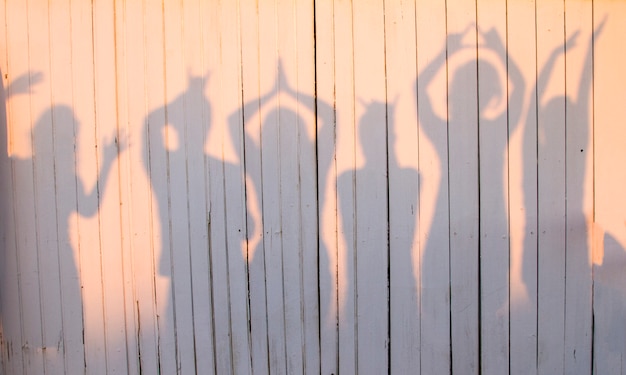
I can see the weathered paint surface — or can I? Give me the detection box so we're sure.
[0,1,624,374]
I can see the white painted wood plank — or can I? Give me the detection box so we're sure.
[48,1,87,372]
[535,1,566,373]
[477,1,519,373]
[351,1,389,373]
[161,1,196,372]
[142,1,177,372]
[384,0,420,373]
[446,1,481,368]
[6,1,45,373]
[238,1,269,373]
[0,12,25,371]
[0,9,9,372]
[415,0,451,373]
[26,2,66,374]
[119,0,160,373]
[591,2,626,373]
[112,3,140,374]
[218,2,252,374]
[181,1,216,373]
[69,0,108,372]
[92,1,131,372]
[202,2,236,373]
[332,0,357,373]
[255,1,288,373]
[276,0,312,372]
[563,2,594,373]
[0,102,22,374]
[294,3,320,373]
[313,0,339,373]
[508,0,539,372]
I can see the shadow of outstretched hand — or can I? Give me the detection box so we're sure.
[103,131,128,164]
[7,71,43,96]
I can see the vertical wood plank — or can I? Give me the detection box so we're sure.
[415,0,451,373]
[277,2,305,371]
[313,0,339,373]
[447,0,480,373]
[27,1,65,373]
[508,0,539,372]
[0,1,25,372]
[351,1,389,373]
[49,0,87,371]
[592,2,626,373]
[477,0,517,373]
[384,0,421,373]
[143,0,177,372]
[238,0,269,373]
[70,0,108,371]
[332,0,357,373]
[294,3,320,373]
[112,2,140,373]
[536,1,566,373]
[120,0,160,372]
[202,2,231,373]
[92,0,130,371]
[218,1,252,373]
[181,0,216,373]
[0,6,8,373]
[563,2,594,373]
[161,0,196,372]
[49,2,85,373]
[0,83,23,374]
[203,1,242,373]
[6,1,45,372]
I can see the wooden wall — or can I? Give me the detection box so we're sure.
[0,0,625,374]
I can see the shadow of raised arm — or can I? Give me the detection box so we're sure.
[77,131,126,217]
[481,28,525,130]
[418,29,470,139]
[574,18,606,118]
[6,72,43,97]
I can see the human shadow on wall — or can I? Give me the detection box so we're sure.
[0,68,123,371]
[0,73,124,372]
[145,72,265,374]
[336,100,393,371]
[0,70,40,369]
[417,27,523,367]
[34,105,124,368]
[521,22,604,368]
[333,96,421,372]
[232,66,332,372]
[143,75,218,374]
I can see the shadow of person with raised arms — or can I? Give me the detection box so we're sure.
[522,20,605,371]
[230,65,333,373]
[417,26,524,370]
